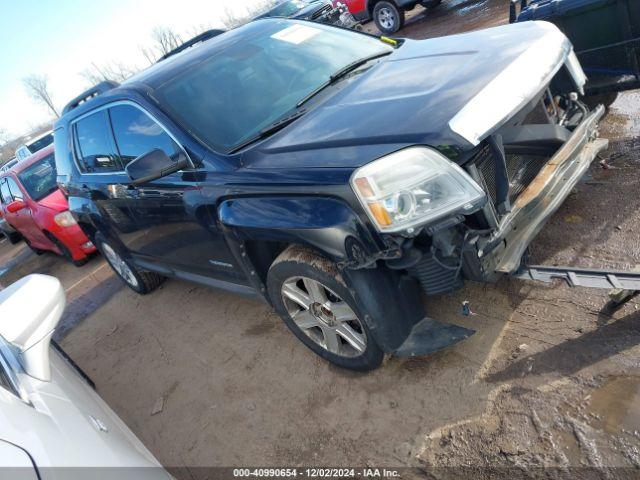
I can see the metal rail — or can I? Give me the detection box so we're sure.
[515,265,640,291]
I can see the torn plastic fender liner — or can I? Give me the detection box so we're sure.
[342,265,475,354]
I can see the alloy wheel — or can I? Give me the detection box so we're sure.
[281,276,367,358]
[102,243,139,288]
[378,7,396,31]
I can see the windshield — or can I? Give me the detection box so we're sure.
[154,21,393,153]
[27,133,54,153]
[17,154,58,201]
[265,0,315,17]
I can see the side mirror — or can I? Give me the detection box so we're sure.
[125,149,188,186]
[7,200,26,213]
[0,275,66,382]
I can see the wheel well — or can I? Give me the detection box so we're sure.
[244,240,289,285]
[244,241,333,286]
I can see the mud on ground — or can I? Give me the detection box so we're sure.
[1,1,639,477]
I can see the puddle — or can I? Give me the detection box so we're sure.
[587,376,640,435]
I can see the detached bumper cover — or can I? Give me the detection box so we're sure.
[483,104,608,274]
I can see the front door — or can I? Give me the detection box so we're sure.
[106,103,246,283]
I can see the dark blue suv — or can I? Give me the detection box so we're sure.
[55,19,605,370]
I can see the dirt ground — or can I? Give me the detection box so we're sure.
[1,1,640,477]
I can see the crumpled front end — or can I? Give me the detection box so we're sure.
[350,24,607,299]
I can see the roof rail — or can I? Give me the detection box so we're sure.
[62,81,120,115]
[157,29,226,62]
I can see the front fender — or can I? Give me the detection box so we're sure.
[218,196,381,264]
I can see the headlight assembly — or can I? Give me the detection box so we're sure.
[351,147,486,233]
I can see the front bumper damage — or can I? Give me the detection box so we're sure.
[480,104,608,276]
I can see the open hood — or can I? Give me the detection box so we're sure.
[244,21,580,169]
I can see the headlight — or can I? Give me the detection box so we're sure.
[351,147,486,233]
[53,211,77,227]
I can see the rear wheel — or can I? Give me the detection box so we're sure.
[44,231,89,267]
[267,246,384,371]
[4,230,21,244]
[24,237,45,255]
[95,233,164,294]
[373,1,405,34]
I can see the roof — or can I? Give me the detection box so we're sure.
[57,19,309,122]
[3,145,55,176]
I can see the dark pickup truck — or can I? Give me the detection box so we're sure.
[55,19,610,371]
[511,0,640,103]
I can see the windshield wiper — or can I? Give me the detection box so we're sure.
[297,51,392,108]
[228,108,308,154]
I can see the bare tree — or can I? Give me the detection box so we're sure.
[80,61,138,85]
[0,127,10,146]
[220,0,278,29]
[22,74,59,118]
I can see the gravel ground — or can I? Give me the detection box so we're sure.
[1,1,639,477]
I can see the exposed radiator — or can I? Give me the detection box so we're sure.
[474,145,548,206]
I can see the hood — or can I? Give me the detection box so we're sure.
[37,189,68,212]
[243,21,573,169]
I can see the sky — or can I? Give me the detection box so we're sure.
[0,0,261,137]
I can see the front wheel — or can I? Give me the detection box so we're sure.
[373,1,405,34]
[95,233,164,294]
[267,246,384,371]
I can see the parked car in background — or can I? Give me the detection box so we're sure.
[0,209,21,244]
[14,130,54,161]
[341,0,442,34]
[258,0,360,29]
[0,157,18,173]
[510,0,640,105]
[0,274,171,478]
[55,19,602,371]
[0,145,96,265]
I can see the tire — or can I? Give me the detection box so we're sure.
[267,246,384,371]
[94,233,164,294]
[373,1,405,34]
[44,231,89,267]
[583,92,618,111]
[5,231,21,245]
[24,237,45,255]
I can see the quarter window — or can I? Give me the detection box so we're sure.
[74,111,121,173]
[109,105,183,166]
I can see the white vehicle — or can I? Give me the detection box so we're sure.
[14,130,54,161]
[0,275,171,479]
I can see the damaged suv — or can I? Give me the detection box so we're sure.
[54,19,606,371]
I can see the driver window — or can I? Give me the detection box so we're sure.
[109,105,184,167]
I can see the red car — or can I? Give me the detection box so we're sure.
[0,145,96,265]
[339,0,442,34]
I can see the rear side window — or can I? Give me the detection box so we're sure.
[74,111,121,173]
[109,105,183,166]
